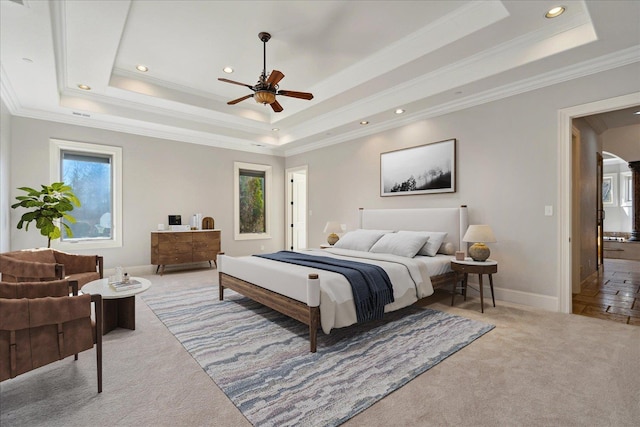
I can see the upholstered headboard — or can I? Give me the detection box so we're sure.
[358,206,468,251]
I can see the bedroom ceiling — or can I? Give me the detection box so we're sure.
[1,0,639,156]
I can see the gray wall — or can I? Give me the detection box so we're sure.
[3,62,639,310]
[286,63,640,309]
[8,118,285,269]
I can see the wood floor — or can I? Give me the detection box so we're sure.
[573,258,640,325]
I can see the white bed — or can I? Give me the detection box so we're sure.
[218,206,468,352]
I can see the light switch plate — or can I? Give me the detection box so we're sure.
[545,205,553,216]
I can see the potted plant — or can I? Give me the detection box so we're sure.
[11,182,81,248]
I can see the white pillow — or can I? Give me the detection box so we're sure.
[369,232,430,258]
[333,229,390,252]
[397,231,448,257]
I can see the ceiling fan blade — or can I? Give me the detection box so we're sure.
[270,99,283,113]
[227,94,254,105]
[277,90,314,100]
[266,70,285,87]
[218,78,254,90]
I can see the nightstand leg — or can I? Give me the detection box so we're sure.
[489,274,496,307]
[478,274,484,313]
[451,273,457,306]
[463,273,468,300]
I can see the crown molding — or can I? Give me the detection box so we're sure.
[0,65,20,113]
[284,46,640,157]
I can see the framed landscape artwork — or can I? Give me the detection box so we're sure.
[380,139,456,196]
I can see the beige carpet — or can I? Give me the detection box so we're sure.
[1,267,639,426]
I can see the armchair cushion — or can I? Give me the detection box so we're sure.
[0,254,60,282]
[53,251,99,276]
[0,279,69,299]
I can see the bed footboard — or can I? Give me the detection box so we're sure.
[219,272,321,353]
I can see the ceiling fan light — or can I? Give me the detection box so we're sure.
[255,91,276,104]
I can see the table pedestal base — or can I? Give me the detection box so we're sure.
[102,296,136,335]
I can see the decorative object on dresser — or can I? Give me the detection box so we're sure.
[151,230,221,275]
[323,221,343,245]
[202,217,215,229]
[463,224,496,262]
[380,138,456,196]
[168,215,181,225]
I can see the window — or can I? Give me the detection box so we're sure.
[234,162,271,240]
[621,171,632,207]
[50,139,122,249]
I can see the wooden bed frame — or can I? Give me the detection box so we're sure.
[219,206,468,353]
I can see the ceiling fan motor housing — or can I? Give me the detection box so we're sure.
[255,90,276,104]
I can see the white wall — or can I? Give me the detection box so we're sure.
[8,117,285,269]
[286,62,640,310]
[0,99,11,252]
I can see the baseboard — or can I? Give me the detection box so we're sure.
[103,264,156,277]
[465,281,559,312]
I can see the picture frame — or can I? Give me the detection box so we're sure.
[602,173,617,206]
[380,139,456,196]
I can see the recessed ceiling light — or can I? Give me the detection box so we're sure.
[77,84,91,90]
[272,128,279,131]
[360,121,369,125]
[545,6,565,18]
[22,57,33,63]
[223,67,234,74]
[136,64,149,72]
[395,109,405,115]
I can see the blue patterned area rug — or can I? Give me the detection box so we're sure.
[143,287,494,427]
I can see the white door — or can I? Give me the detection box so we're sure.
[286,166,308,251]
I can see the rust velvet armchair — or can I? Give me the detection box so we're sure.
[0,279,103,392]
[0,248,103,288]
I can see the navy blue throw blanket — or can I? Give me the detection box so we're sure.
[254,251,394,323]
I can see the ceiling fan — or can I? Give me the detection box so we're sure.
[218,32,314,113]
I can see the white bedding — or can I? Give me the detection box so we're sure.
[219,248,453,334]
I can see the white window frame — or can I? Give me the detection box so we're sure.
[50,139,123,249]
[234,161,271,241]
[620,171,632,207]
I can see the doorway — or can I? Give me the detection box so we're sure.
[558,92,639,313]
[286,166,308,251]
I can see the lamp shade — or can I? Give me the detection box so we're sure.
[463,225,496,243]
[323,221,343,234]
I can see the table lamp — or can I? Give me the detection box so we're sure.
[323,221,343,245]
[463,224,496,262]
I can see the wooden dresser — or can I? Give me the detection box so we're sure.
[151,230,221,275]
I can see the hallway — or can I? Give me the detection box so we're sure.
[573,258,640,325]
